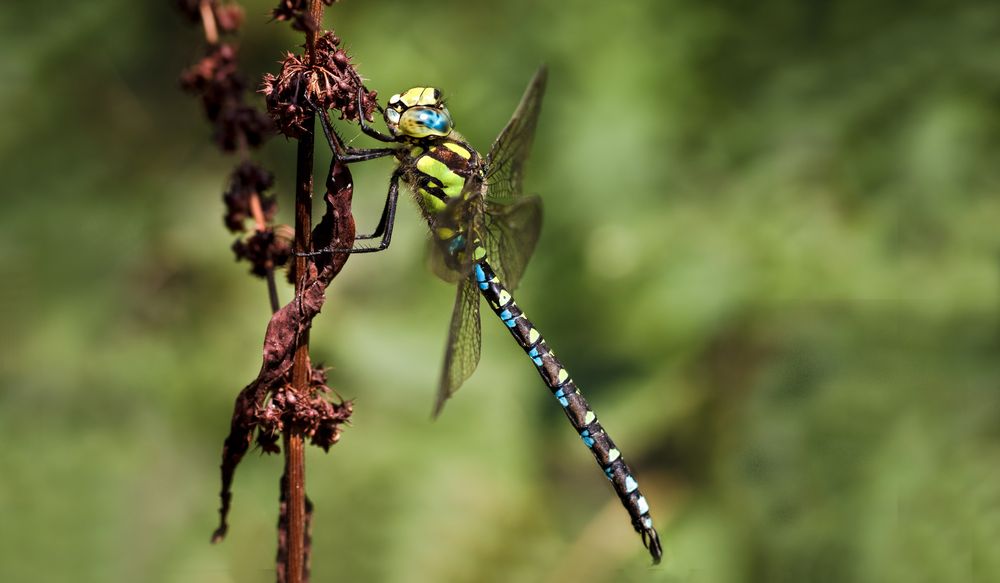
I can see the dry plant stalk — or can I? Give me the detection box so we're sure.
[176,0,377,581]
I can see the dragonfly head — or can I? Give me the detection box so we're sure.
[384,87,453,140]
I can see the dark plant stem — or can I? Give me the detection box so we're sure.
[286,2,324,581]
[266,273,280,313]
[249,191,281,313]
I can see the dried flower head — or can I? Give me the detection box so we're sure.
[253,364,353,454]
[272,0,339,32]
[214,3,245,32]
[176,0,243,35]
[232,229,293,278]
[223,162,276,232]
[179,43,243,119]
[261,32,377,138]
[181,44,274,151]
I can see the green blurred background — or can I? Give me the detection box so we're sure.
[3,0,1000,581]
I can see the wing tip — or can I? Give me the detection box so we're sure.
[430,395,448,419]
[534,63,549,88]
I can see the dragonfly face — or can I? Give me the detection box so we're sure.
[385,87,453,140]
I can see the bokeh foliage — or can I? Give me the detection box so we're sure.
[2,0,1000,581]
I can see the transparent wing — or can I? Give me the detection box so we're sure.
[427,66,547,414]
[427,175,487,282]
[432,276,482,417]
[426,238,465,284]
[482,196,542,290]
[485,65,548,204]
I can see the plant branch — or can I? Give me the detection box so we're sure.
[286,1,324,580]
[249,192,281,313]
[198,0,219,44]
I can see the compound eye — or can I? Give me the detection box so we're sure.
[415,108,450,133]
[386,108,401,123]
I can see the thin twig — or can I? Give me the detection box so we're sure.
[198,0,219,45]
[249,191,281,313]
[286,2,324,580]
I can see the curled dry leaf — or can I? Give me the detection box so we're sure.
[212,159,356,544]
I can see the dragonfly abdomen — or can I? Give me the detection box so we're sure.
[472,256,663,564]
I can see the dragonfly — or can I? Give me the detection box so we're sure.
[306,66,662,563]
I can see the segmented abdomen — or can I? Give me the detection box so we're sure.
[472,256,663,563]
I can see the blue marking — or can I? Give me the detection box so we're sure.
[528,347,539,358]
[553,388,568,408]
[479,281,488,290]
[580,430,595,448]
[532,356,543,366]
[504,318,516,328]
[499,309,512,320]
[416,109,450,132]
[448,234,466,255]
[604,467,614,480]
[474,264,486,283]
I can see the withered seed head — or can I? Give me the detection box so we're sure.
[223,162,276,232]
[181,44,275,151]
[214,4,245,32]
[272,0,339,33]
[232,229,293,278]
[252,365,353,454]
[262,32,377,139]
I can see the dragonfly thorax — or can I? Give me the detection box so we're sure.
[385,87,453,140]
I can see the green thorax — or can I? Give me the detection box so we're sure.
[396,136,484,219]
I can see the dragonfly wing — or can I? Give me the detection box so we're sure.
[433,276,482,417]
[426,238,465,283]
[427,175,487,281]
[483,195,542,290]
[485,65,548,204]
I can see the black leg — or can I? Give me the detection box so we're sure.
[356,168,402,241]
[309,95,397,162]
[298,170,402,256]
[316,105,396,161]
[357,87,397,143]
[340,147,398,163]
[310,96,347,154]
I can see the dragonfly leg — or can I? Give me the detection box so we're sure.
[308,95,397,163]
[355,168,403,241]
[356,86,397,143]
[297,170,401,256]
